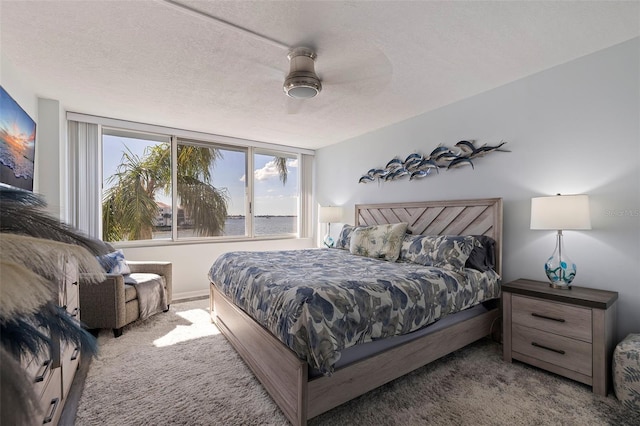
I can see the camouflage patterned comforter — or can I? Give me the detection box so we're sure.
[208,248,500,374]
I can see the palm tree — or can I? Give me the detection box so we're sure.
[274,156,288,185]
[102,144,288,241]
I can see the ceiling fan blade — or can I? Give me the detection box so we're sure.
[318,44,393,96]
[286,97,305,115]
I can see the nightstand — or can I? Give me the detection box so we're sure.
[502,278,618,396]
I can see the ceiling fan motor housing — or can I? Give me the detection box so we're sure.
[284,47,322,99]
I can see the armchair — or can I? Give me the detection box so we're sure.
[79,261,172,337]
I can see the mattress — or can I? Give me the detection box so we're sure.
[209,248,501,374]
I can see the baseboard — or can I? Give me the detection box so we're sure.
[173,289,209,302]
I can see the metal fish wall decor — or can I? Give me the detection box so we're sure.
[358,140,509,183]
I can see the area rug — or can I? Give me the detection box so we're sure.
[75,299,640,425]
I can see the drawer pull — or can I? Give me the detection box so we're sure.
[42,397,60,424]
[71,346,80,361]
[531,312,565,323]
[34,359,52,383]
[532,342,566,355]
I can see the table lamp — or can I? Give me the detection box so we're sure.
[319,206,342,248]
[530,194,591,289]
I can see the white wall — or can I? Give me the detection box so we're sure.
[316,38,640,343]
[37,98,65,219]
[1,54,65,219]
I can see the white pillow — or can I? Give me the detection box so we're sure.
[349,223,408,262]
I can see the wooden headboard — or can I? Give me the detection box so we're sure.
[355,198,503,275]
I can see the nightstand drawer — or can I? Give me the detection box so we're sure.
[512,324,592,376]
[512,295,592,342]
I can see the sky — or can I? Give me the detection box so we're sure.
[102,134,298,216]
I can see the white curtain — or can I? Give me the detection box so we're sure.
[67,120,101,238]
[299,153,314,239]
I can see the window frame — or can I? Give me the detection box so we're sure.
[69,113,313,247]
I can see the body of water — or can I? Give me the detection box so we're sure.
[154,216,297,239]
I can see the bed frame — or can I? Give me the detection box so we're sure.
[210,198,503,425]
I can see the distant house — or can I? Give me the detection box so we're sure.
[155,202,192,227]
[155,202,172,227]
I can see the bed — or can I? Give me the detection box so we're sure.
[209,198,503,425]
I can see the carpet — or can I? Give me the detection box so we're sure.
[75,299,640,425]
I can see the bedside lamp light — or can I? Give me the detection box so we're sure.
[530,194,591,289]
[319,206,342,248]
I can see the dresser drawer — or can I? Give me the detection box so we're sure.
[24,348,54,398]
[65,288,80,319]
[512,295,592,342]
[61,342,81,397]
[38,367,63,425]
[512,323,592,376]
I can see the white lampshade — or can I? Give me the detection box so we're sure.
[319,206,342,223]
[530,194,591,230]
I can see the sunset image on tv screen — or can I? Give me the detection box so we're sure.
[0,86,36,191]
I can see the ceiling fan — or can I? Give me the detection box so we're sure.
[283,47,322,99]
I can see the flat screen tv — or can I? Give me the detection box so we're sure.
[0,85,36,192]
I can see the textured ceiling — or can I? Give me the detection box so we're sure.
[2,1,638,150]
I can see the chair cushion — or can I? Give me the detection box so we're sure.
[124,284,137,303]
[123,273,164,302]
[123,273,168,320]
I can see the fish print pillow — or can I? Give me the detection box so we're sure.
[349,222,408,262]
[335,224,356,250]
[399,234,479,271]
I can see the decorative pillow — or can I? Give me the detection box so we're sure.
[399,234,478,271]
[98,249,131,275]
[335,224,356,250]
[465,235,497,272]
[349,222,408,262]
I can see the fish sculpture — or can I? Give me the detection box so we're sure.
[370,169,389,178]
[454,140,476,155]
[409,169,433,180]
[447,157,474,169]
[470,140,509,158]
[385,158,403,170]
[417,159,439,172]
[429,145,449,158]
[385,167,409,181]
[358,140,508,183]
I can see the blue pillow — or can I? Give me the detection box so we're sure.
[98,249,131,275]
[335,224,356,250]
[399,234,478,271]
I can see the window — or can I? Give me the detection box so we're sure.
[102,129,172,242]
[176,140,247,239]
[253,151,298,236]
[74,117,312,244]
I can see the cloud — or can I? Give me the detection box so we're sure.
[255,160,283,181]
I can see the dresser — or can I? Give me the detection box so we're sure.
[22,258,81,425]
[502,278,618,396]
